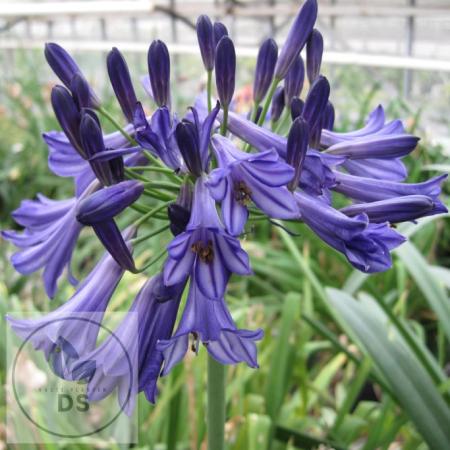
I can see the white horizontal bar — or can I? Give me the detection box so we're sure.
[1,1,449,19]
[1,39,450,72]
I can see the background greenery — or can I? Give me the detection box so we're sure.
[1,50,449,449]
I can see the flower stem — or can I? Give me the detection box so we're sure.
[257,78,280,127]
[207,70,213,113]
[220,106,229,136]
[97,106,138,146]
[207,355,226,450]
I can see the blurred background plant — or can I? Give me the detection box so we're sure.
[1,0,450,449]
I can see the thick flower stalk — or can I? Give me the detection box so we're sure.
[4,2,447,440]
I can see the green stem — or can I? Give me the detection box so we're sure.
[257,78,280,127]
[133,200,172,228]
[143,181,181,191]
[138,247,167,272]
[131,224,170,245]
[142,150,182,184]
[220,106,229,136]
[97,106,138,146]
[128,165,178,174]
[207,70,213,113]
[207,356,226,450]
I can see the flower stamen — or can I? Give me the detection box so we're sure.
[191,240,214,263]
[234,181,252,206]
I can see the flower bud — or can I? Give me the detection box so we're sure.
[213,22,228,47]
[70,73,91,109]
[175,121,202,177]
[270,86,285,122]
[76,180,144,224]
[50,85,84,157]
[284,56,305,106]
[215,36,236,108]
[274,0,318,79]
[107,47,138,123]
[306,29,323,83]
[168,183,192,236]
[253,38,278,104]
[302,75,330,132]
[322,101,335,131]
[290,97,304,120]
[45,42,100,108]
[286,117,308,190]
[148,40,171,107]
[196,15,215,71]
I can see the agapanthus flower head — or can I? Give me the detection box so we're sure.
[274,0,318,79]
[215,36,236,108]
[107,47,138,123]
[45,42,100,108]
[253,38,278,104]
[196,15,215,71]
[148,40,171,107]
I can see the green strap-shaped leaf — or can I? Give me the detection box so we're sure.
[326,288,450,449]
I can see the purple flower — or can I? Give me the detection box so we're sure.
[6,245,128,375]
[45,42,100,108]
[164,178,252,300]
[79,111,124,186]
[207,135,298,235]
[270,86,285,122]
[306,29,323,83]
[340,195,448,224]
[148,40,171,107]
[215,36,236,108]
[107,47,138,123]
[157,275,263,375]
[253,38,278,104]
[274,0,318,79]
[175,102,221,176]
[134,103,183,171]
[2,194,85,298]
[295,191,405,272]
[284,56,305,106]
[197,15,215,71]
[76,183,141,272]
[333,172,447,203]
[72,273,186,414]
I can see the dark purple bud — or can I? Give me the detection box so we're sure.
[107,47,138,123]
[168,183,192,236]
[253,105,263,124]
[50,85,84,157]
[306,29,323,83]
[286,117,309,190]
[291,97,304,120]
[302,75,330,132]
[148,40,171,107]
[213,22,228,47]
[284,56,305,105]
[45,42,100,108]
[270,86,285,122]
[322,101,335,131]
[76,180,144,225]
[253,38,278,104]
[79,112,123,186]
[197,15,215,71]
[175,121,202,177]
[70,73,91,109]
[215,36,236,108]
[92,220,137,272]
[274,0,318,79]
